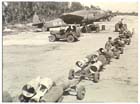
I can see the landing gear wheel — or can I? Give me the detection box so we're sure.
[77,86,86,100]
[96,27,100,32]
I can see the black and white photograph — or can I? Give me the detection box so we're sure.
[1,0,138,103]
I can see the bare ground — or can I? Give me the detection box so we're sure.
[3,15,138,102]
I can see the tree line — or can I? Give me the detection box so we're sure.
[2,2,99,25]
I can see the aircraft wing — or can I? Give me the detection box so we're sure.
[60,9,111,24]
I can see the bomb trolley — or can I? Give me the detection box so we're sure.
[19,77,85,102]
[68,57,104,83]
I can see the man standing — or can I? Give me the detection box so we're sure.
[118,18,124,29]
[115,18,124,32]
[105,37,113,52]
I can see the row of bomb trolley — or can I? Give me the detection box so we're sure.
[3,22,133,102]
[68,29,133,83]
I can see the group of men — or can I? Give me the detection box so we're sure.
[65,25,77,33]
[115,18,129,34]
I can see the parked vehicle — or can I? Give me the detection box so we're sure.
[48,25,80,42]
[81,23,100,33]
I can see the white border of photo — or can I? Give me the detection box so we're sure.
[0,0,139,104]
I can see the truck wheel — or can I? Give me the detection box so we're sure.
[68,69,75,80]
[67,35,75,42]
[93,72,100,83]
[77,86,86,100]
[81,26,88,33]
[74,38,78,41]
[49,35,56,42]
[87,26,91,33]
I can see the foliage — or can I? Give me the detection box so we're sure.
[2,2,85,25]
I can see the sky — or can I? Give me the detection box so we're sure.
[80,1,138,12]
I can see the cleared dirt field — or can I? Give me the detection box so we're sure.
[3,15,138,102]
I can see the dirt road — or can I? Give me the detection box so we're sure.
[3,15,138,102]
